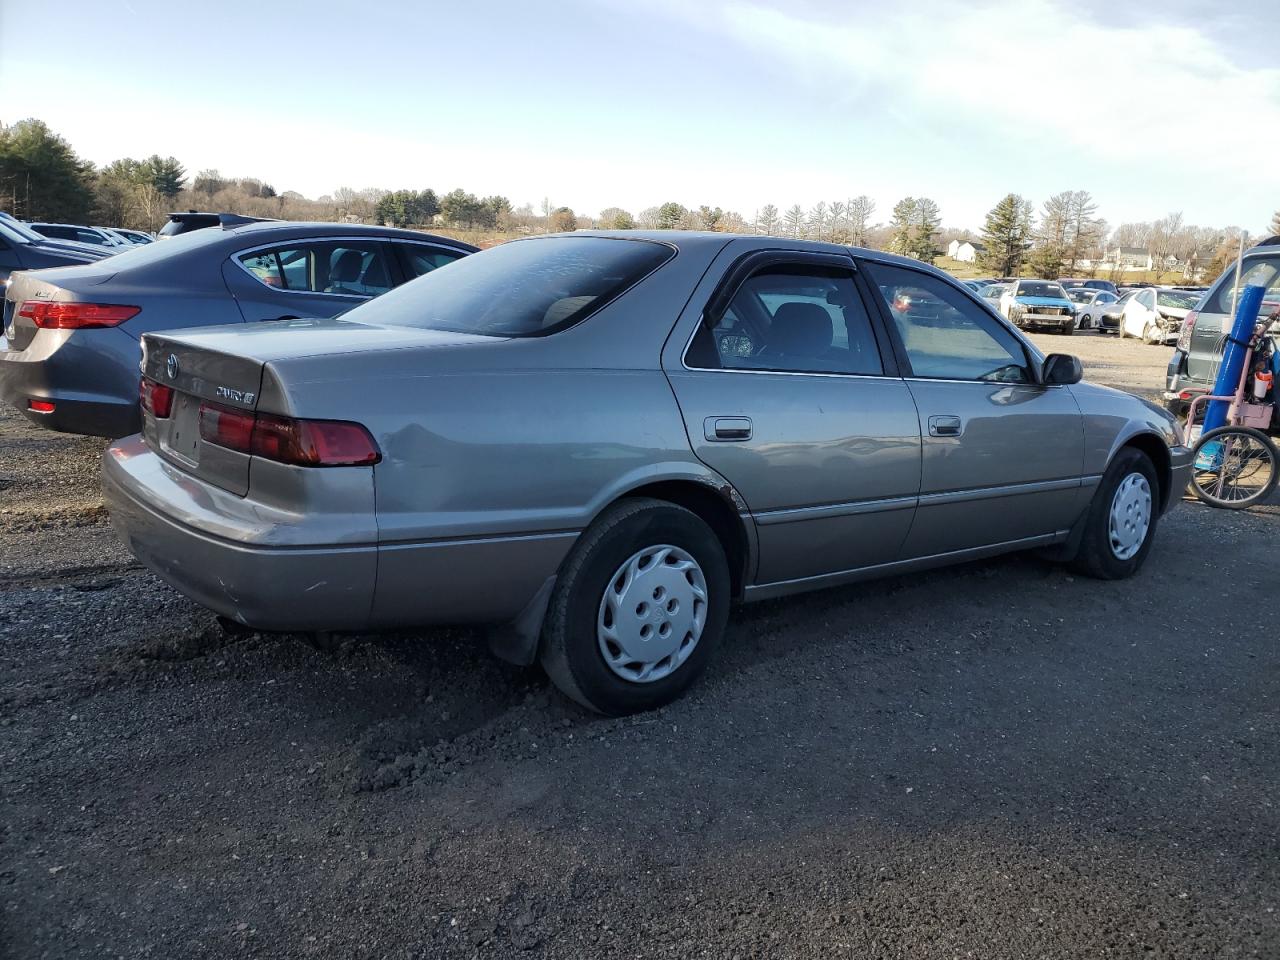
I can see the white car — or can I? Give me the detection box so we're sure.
[1118,287,1200,344]
[1065,288,1121,330]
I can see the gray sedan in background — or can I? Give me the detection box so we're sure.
[104,232,1192,715]
[1,220,475,437]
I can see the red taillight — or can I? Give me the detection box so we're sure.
[1175,310,1197,352]
[198,402,379,467]
[18,301,140,329]
[28,399,56,413]
[199,402,255,452]
[139,377,173,418]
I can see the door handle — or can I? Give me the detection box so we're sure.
[928,415,962,437]
[705,416,752,441]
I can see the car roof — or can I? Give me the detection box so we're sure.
[219,219,479,251]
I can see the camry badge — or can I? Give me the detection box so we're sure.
[166,354,179,380]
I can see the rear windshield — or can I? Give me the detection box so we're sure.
[1017,281,1066,298]
[356,236,674,337]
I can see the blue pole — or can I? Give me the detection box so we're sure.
[1202,283,1266,433]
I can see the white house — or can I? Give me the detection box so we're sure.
[948,239,986,263]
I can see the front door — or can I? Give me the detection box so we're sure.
[663,246,921,587]
[860,261,1085,557]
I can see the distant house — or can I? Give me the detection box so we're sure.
[948,239,986,263]
[1106,246,1153,271]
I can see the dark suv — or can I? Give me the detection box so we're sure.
[1165,235,1280,418]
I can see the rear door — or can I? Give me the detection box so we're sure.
[225,237,402,322]
[391,241,469,281]
[861,261,1085,557]
[662,245,921,586]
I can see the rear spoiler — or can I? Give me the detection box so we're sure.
[219,213,277,230]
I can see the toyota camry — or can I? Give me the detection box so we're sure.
[103,232,1193,715]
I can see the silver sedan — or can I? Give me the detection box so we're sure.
[104,232,1192,715]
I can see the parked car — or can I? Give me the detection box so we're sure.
[102,232,1191,716]
[107,227,154,245]
[995,279,1077,334]
[1165,235,1280,418]
[1097,291,1133,334]
[0,212,109,259]
[1065,287,1120,329]
[0,214,110,284]
[1057,277,1118,296]
[978,283,1007,303]
[158,211,268,238]
[1,221,475,437]
[29,222,129,249]
[1117,286,1199,344]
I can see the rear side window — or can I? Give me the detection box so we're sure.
[686,265,883,376]
[1206,255,1280,317]
[236,241,393,297]
[354,236,673,337]
[398,243,466,279]
[866,263,1032,383]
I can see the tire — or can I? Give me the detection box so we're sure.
[1143,322,1157,345]
[540,498,731,715]
[1070,447,1161,580]
[1061,322,1074,336]
[1188,426,1278,509]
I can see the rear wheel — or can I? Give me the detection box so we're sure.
[1071,448,1160,580]
[1189,426,1278,509]
[540,498,730,715]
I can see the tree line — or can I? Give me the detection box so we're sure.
[1,118,1271,283]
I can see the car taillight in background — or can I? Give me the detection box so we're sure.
[18,301,140,329]
[139,377,174,418]
[1175,310,1197,352]
[197,401,380,467]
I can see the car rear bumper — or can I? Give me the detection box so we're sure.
[1,328,141,438]
[102,436,577,632]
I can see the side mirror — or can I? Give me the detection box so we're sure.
[1043,353,1083,385]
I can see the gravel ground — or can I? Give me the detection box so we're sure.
[2,331,1277,959]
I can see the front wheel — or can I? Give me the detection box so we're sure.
[1189,426,1279,509]
[540,498,731,715]
[1070,448,1160,580]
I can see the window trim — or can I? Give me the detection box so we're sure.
[859,259,1045,386]
[230,237,400,299]
[681,249,900,379]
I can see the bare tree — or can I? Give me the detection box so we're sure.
[1148,211,1185,282]
[757,203,779,236]
[808,201,827,241]
[847,195,875,246]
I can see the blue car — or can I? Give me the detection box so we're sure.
[993,279,1077,335]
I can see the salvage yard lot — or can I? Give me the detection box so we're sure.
[2,332,1277,958]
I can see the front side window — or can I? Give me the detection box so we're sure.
[686,265,883,376]
[236,240,393,297]
[398,243,466,279]
[866,263,1032,383]
[352,236,672,337]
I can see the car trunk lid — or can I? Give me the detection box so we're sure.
[141,332,266,496]
[2,266,119,351]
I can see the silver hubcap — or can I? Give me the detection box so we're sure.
[1108,472,1152,560]
[597,544,707,683]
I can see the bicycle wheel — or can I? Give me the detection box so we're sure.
[1189,426,1279,509]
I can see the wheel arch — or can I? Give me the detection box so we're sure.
[613,478,754,600]
[1117,431,1172,512]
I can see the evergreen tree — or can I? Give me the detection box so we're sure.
[0,118,96,221]
[783,204,804,238]
[655,202,685,229]
[979,193,1034,276]
[887,197,917,256]
[139,155,186,198]
[757,203,779,236]
[912,197,941,263]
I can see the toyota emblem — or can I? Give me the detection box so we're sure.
[166,354,179,380]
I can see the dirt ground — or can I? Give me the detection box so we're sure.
[1,331,1277,959]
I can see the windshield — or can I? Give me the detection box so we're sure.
[357,236,674,337]
[0,213,38,244]
[1066,289,1094,303]
[1017,281,1066,298]
[1156,290,1198,309]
